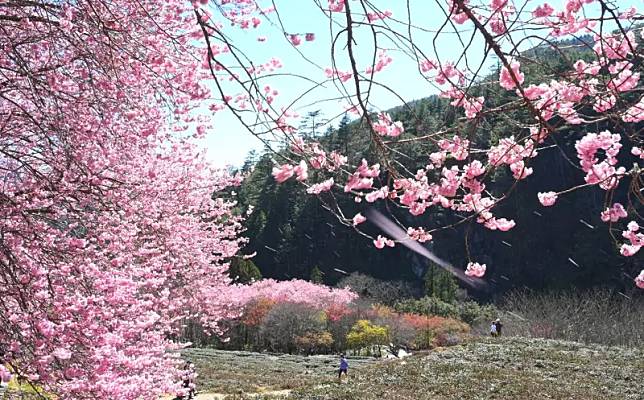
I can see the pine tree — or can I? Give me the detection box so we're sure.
[423,264,458,303]
[310,266,324,284]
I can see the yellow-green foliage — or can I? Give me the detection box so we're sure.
[346,320,388,350]
[5,378,52,398]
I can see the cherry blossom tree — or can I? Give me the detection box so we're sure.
[0,0,259,397]
[189,0,643,288]
[239,279,358,308]
[1,1,357,398]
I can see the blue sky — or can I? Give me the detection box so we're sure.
[200,0,638,168]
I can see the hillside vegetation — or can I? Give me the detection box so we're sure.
[291,337,642,400]
[169,337,643,400]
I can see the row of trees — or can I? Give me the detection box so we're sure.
[187,298,471,355]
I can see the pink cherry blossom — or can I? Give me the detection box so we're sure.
[499,60,525,90]
[373,235,395,249]
[372,112,404,137]
[294,160,309,181]
[632,147,644,159]
[464,160,485,178]
[635,270,644,289]
[365,187,389,203]
[53,348,73,360]
[236,279,357,308]
[465,262,486,278]
[356,159,381,178]
[407,227,432,242]
[600,203,628,222]
[620,244,640,257]
[492,218,516,231]
[533,3,554,17]
[324,67,353,82]
[289,34,302,46]
[367,10,392,22]
[307,178,335,194]
[272,164,295,183]
[328,0,346,12]
[420,59,437,72]
[619,221,643,257]
[622,98,644,123]
[538,192,558,207]
[344,173,374,192]
[352,213,367,226]
[438,136,470,161]
[329,151,348,170]
[575,131,625,190]
[510,160,533,180]
[18,0,642,353]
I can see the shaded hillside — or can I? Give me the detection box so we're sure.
[233,38,643,298]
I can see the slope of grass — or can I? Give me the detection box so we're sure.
[182,348,376,395]
[289,337,643,400]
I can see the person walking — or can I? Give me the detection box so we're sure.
[495,318,503,336]
[490,320,498,337]
[338,354,349,382]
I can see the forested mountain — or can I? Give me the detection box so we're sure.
[231,39,643,299]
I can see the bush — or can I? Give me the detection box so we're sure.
[242,298,277,327]
[210,298,473,354]
[259,302,327,353]
[346,320,389,355]
[295,331,334,354]
[327,304,361,352]
[394,296,459,319]
[402,314,470,349]
[394,297,499,328]
[367,305,417,349]
[458,301,498,326]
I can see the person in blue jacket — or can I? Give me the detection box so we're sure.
[338,354,349,381]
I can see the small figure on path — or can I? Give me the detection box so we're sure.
[495,318,503,336]
[490,320,498,337]
[338,354,349,382]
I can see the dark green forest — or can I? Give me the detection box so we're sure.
[229,37,643,300]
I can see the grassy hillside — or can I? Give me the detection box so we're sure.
[290,337,643,400]
[182,348,377,394]
[182,337,642,400]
